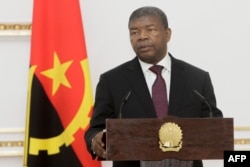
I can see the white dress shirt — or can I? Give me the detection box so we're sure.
[138,53,171,101]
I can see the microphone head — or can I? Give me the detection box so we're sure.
[123,91,131,103]
[192,89,213,118]
[193,89,206,102]
[119,91,132,119]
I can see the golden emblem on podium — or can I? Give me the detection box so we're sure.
[159,122,183,152]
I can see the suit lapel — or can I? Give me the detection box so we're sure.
[124,58,156,117]
[168,56,188,115]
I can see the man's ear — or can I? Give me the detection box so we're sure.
[165,28,172,42]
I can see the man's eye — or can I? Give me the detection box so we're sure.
[148,28,156,32]
[131,31,138,35]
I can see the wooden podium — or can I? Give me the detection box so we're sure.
[105,117,234,161]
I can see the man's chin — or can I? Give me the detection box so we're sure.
[137,54,157,64]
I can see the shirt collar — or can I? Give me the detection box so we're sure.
[139,53,171,73]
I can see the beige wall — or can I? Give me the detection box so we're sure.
[0,0,250,166]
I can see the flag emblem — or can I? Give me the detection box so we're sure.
[24,0,101,166]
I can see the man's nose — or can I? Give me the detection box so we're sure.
[138,30,149,40]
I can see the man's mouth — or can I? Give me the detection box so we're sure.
[138,45,152,52]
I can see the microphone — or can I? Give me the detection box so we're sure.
[118,91,131,119]
[193,89,213,118]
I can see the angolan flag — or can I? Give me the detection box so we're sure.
[23,0,101,166]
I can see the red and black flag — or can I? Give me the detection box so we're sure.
[23,0,101,166]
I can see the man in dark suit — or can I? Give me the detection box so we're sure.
[85,6,223,167]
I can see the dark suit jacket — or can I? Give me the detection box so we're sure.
[85,55,223,167]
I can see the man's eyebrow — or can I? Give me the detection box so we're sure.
[129,27,139,31]
[129,27,138,30]
[145,24,156,28]
[129,24,155,30]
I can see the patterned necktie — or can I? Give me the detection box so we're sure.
[150,65,168,118]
